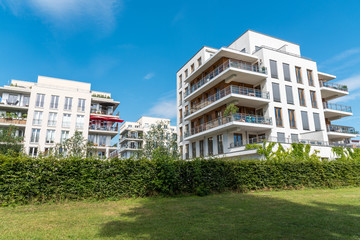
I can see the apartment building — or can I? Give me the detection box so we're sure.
[177,30,358,160]
[118,116,177,158]
[0,76,123,158]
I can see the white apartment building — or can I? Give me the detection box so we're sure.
[118,116,177,158]
[0,76,123,158]
[177,30,358,160]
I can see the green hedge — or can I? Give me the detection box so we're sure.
[1,155,360,205]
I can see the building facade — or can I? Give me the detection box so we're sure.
[118,116,177,158]
[0,76,122,157]
[177,30,358,160]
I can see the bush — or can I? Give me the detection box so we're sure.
[0,155,360,205]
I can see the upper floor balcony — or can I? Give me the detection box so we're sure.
[184,113,272,141]
[320,80,349,101]
[0,116,27,127]
[327,124,359,141]
[89,124,118,135]
[119,134,143,143]
[184,59,267,101]
[184,85,270,121]
[323,102,352,120]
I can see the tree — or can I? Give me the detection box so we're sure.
[224,103,239,117]
[0,125,23,156]
[141,121,179,159]
[52,131,95,158]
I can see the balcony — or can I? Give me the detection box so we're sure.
[185,114,272,141]
[0,100,29,110]
[320,81,349,100]
[119,134,143,142]
[184,85,270,120]
[89,124,118,134]
[184,59,267,101]
[0,117,27,127]
[119,144,142,152]
[327,125,358,141]
[323,102,352,120]
[90,109,114,116]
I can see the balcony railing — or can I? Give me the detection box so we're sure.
[184,85,269,117]
[320,81,348,92]
[90,109,114,115]
[185,59,267,97]
[323,102,352,112]
[48,120,57,126]
[32,119,42,125]
[327,125,358,134]
[89,125,118,132]
[120,135,143,141]
[0,118,27,125]
[186,114,272,137]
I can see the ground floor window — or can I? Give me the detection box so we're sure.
[29,147,38,157]
[199,140,204,157]
[217,134,224,154]
[208,137,213,156]
[192,142,196,158]
[234,133,242,147]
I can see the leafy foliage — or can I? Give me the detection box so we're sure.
[224,103,239,117]
[0,125,23,156]
[51,131,95,158]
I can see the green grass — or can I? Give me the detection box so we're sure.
[1,188,360,240]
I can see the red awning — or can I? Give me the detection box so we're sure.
[90,115,124,123]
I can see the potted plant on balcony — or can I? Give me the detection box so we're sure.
[342,85,348,91]
[224,103,239,122]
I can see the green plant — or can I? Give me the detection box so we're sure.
[223,103,239,117]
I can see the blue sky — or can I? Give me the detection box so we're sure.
[0,0,360,135]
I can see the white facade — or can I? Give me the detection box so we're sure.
[118,116,177,158]
[177,30,358,160]
[0,76,122,158]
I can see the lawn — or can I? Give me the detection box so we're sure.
[0,188,360,240]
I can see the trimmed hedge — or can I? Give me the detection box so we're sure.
[1,155,360,205]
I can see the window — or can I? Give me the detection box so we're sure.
[178,74,182,89]
[32,111,43,125]
[50,95,59,109]
[272,83,281,102]
[36,94,45,108]
[313,113,321,131]
[310,91,317,108]
[286,85,294,104]
[62,114,71,128]
[61,130,69,143]
[283,63,291,81]
[179,91,182,106]
[291,134,299,143]
[23,96,30,106]
[46,129,55,144]
[298,88,306,106]
[275,108,283,127]
[217,134,224,154]
[234,133,242,147]
[99,135,106,146]
[76,115,85,129]
[78,99,86,112]
[191,64,195,73]
[288,109,296,128]
[192,142,196,158]
[185,69,188,78]
[295,67,302,83]
[29,147,38,157]
[198,57,202,67]
[30,129,40,143]
[8,94,18,105]
[307,69,314,86]
[199,140,204,157]
[185,144,189,159]
[301,111,309,130]
[208,137,213,156]
[270,60,278,79]
[277,132,286,143]
[64,97,72,111]
[48,112,57,126]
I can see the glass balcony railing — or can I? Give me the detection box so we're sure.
[89,124,118,132]
[327,125,358,134]
[186,114,272,137]
[323,102,352,112]
[320,81,348,92]
[184,85,269,117]
[185,59,267,97]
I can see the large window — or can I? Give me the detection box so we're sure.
[217,134,224,154]
[30,129,40,143]
[46,129,55,144]
[76,115,85,129]
[199,140,204,157]
[301,111,309,130]
[283,63,291,81]
[275,108,283,127]
[36,94,45,108]
[78,99,86,112]
[310,91,317,108]
[208,137,213,156]
[288,109,296,128]
[295,67,302,83]
[32,111,43,125]
[313,113,321,131]
[50,95,59,109]
[64,97,72,111]
[234,133,242,147]
[62,114,71,128]
[29,147,38,157]
[286,85,294,104]
[307,69,314,86]
[48,112,57,126]
[272,83,281,102]
[61,130,69,143]
[277,132,286,143]
[192,142,196,158]
[298,88,306,106]
[270,60,278,79]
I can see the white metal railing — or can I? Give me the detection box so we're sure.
[320,81,348,92]
[323,102,352,112]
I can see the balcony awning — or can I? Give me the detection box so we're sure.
[90,115,124,123]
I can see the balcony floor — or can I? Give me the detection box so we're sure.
[323,109,353,121]
[327,131,357,141]
[320,87,348,101]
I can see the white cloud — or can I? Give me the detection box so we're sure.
[337,74,360,92]
[147,92,177,119]
[320,47,360,67]
[333,90,360,103]
[0,0,121,29]
[144,72,155,80]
